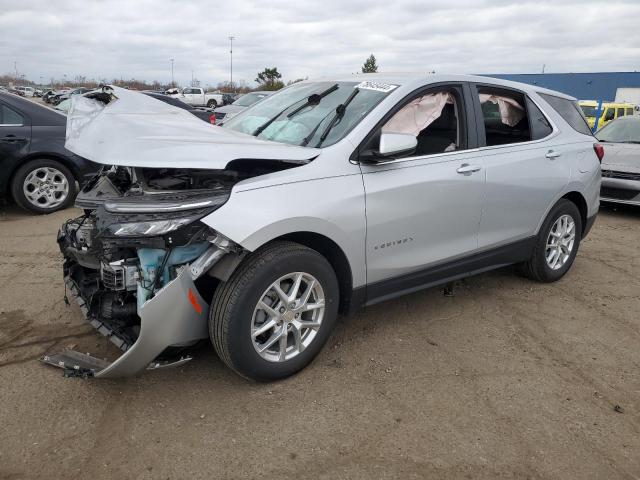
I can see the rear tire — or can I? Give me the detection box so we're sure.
[209,241,339,381]
[520,199,582,282]
[207,100,218,108]
[10,159,77,214]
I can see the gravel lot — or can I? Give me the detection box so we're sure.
[0,203,639,479]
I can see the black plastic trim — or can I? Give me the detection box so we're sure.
[363,236,536,306]
[582,213,597,239]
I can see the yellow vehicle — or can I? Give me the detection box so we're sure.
[579,101,636,130]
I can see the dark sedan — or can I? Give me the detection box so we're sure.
[0,92,99,213]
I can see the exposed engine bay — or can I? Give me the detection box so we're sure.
[44,84,316,378]
[49,165,263,377]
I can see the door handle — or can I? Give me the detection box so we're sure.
[545,150,562,159]
[456,163,482,174]
[0,135,26,143]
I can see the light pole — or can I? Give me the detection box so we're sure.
[170,58,175,86]
[228,35,235,91]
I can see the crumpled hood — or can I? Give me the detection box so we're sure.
[65,85,318,169]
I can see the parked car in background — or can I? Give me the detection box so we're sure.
[15,86,35,97]
[42,90,58,103]
[44,89,68,104]
[222,93,240,105]
[579,101,636,131]
[0,92,98,213]
[596,115,640,206]
[7,87,25,96]
[49,76,599,380]
[167,87,224,108]
[34,89,43,97]
[51,87,92,106]
[142,91,216,124]
[213,91,272,124]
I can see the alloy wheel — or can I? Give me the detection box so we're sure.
[251,272,325,362]
[545,214,576,270]
[22,166,69,210]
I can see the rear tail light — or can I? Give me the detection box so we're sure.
[209,114,216,125]
[593,143,604,162]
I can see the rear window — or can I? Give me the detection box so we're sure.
[477,87,530,146]
[0,104,24,124]
[539,93,592,136]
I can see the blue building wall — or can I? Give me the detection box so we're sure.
[484,72,640,101]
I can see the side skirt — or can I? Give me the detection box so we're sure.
[362,236,536,307]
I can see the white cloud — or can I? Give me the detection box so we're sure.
[1,0,639,86]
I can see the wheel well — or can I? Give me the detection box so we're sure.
[6,154,79,201]
[562,191,588,234]
[275,232,353,314]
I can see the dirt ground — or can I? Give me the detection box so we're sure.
[0,203,639,480]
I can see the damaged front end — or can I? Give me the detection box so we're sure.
[46,166,244,377]
[44,85,317,378]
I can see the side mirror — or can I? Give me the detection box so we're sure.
[379,132,417,157]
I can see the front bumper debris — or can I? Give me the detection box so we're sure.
[43,265,210,378]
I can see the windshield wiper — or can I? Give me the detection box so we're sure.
[252,83,339,137]
[313,88,360,148]
[286,84,339,119]
[300,108,341,147]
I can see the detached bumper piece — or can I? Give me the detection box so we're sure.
[43,266,208,378]
[42,351,110,378]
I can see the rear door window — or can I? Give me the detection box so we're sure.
[616,107,625,118]
[538,93,593,136]
[477,87,530,146]
[0,104,24,125]
[626,108,634,116]
[604,108,615,121]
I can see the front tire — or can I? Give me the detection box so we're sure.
[10,159,77,214]
[520,199,582,282]
[207,100,218,108]
[209,241,339,381]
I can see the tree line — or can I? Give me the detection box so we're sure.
[1,55,380,92]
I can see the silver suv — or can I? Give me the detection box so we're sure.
[49,75,601,381]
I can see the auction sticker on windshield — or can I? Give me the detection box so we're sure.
[355,81,398,93]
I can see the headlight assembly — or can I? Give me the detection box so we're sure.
[110,217,196,236]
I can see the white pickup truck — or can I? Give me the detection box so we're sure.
[167,87,224,108]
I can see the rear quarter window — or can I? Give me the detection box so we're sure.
[1,104,24,125]
[538,93,593,136]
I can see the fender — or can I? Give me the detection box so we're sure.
[200,174,367,288]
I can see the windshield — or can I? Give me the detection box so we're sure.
[580,105,597,117]
[234,92,268,107]
[223,81,395,148]
[56,99,71,113]
[597,118,640,143]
